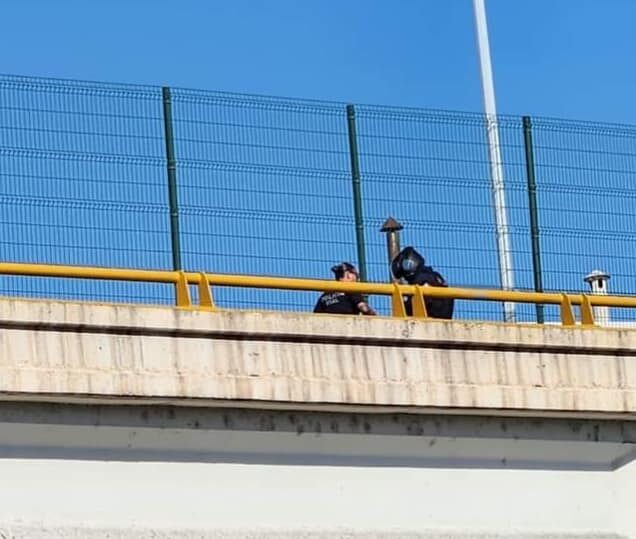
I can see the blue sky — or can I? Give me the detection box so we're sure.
[1,0,635,322]
[2,0,635,124]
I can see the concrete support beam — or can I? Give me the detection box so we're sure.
[0,402,633,538]
[0,402,634,470]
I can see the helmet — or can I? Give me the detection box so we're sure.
[391,246,425,282]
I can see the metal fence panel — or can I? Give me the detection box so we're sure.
[0,75,171,303]
[0,74,634,322]
[171,89,356,311]
[355,106,534,320]
[531,118,636,322]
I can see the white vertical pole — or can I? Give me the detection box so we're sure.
[473,0,516,322]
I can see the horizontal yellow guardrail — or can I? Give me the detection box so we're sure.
[0,262,634,326]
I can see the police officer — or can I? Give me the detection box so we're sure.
[391,247,454,319]
[313,262,377,316]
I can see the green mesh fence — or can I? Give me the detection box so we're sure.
[0,73,634,322]
[170,88,355,312]
[530,118,636,322]
[354,106,536,320]
[0,75,172,304]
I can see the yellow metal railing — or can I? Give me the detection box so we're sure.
[1,262,635,326]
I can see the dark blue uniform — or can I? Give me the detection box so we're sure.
[313,292,365,315]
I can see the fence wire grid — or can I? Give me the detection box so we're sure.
[0,73,634,322]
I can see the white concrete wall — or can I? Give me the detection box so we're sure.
[0,298,636,417]
[0,459,623,538]
[0,404,631,538]
[614,459,636,537]
[0,431,628,539]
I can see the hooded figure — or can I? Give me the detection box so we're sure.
[391,247,454,319]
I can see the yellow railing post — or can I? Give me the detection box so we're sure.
[560,294,575,326]
[175,271,192,308]
[580,295,595,327]
[391,283,407,318]
[411,285,429,319]
[198,272,216,311]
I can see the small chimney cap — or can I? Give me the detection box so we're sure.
[584,270,611,283]
[380,216,403,232]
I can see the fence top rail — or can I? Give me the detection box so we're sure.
[0,262,634,311]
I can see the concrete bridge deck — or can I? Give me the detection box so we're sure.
[0,297,634,538]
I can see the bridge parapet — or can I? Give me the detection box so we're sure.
[1,296,635,418]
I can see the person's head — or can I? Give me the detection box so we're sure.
[391,246,425,283]
[331,262,359,282]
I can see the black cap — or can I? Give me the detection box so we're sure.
[331,262,357,280]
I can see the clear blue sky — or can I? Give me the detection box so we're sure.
[2,0,635,124]
[1,0,635,321]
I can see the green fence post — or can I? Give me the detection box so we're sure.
[161,86,182,271]
[522,116,544,323]
[345,104,368,281]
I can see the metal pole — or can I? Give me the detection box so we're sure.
[522,116,544,323]
[161,86,182,271]
[346,104,368,282]
[472,0,515,322]
[380,217,403,281]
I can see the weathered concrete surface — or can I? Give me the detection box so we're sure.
[0,298,635,417]
[0,402,632,539]
[0,402,633,469]
[0,528,625,539]
[0,298,635,538]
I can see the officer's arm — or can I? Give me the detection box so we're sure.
[356,301,377,316]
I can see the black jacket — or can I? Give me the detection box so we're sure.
[404,266,454,319]
[391,246,454,319]
[313,292,365,315]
